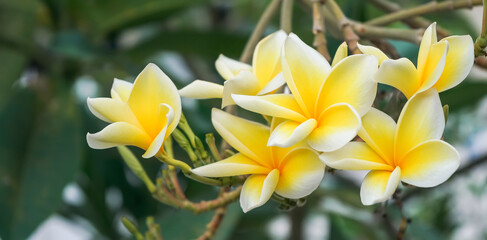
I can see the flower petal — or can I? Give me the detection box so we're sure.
[357,43,389,65]
[179,80,224,99]
[222,71,260,107]
[232,94,307,122]
[253,30,287,85]
[331,42,348,67]
[316,54,378,116]
[416,41,448,94]
[374,58,420,99]
[320,142,393,171]
[275,148,324,199]
[435,35,474,92]
[127,63,181,138]
[212,108,272,166]
[308,103,361,152]
[358,108,396,165]
[240,169,279,212]
[257,72,286,95]
[417,23,437,74]
[268,119,317,148]
[111,78,133,102]
[360,167,401,205]
[399,139,460,187]
[395,89,445,163]
[142,104,174,158]
[87,122,151,150]
[192,153,271,177]
[215,54,252,80]
[282,33,332,115]
[87,97,140,127]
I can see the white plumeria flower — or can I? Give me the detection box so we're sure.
[359,22,474,99]
[179,30,287,107]
[87,63,181,158]
[320,89,460,205]
[232,33,378,152]
[192,109,325,212]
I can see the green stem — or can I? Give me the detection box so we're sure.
[155,153,224,186]
[281,0,294,33]
[240,0,282,63]
[366,0,482,26]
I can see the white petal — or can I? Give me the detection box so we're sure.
[308,103,361,152]
[215,54,252,80]
[395,88,444,163]
[253,30,287,84]
[179,80,224,99]
[357,43,389,65]
[257,72,286,95]
[87,122,151,150]
[240,169,279,212]
[232,94,307,122]
[275,148,324,199]
[268,119,317,148]
[142,104,174,158]
[399,139,460,187]
[192,153,271,177]
[320,142,393,171]
[222,71,260,107]
[360,167,401,205]
[111,78,133,102]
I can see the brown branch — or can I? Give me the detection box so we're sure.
[474,0,487,57]
[312,0,331,61]
[366,0,482,26]
[325,0,360,53]
[196,207,227,240]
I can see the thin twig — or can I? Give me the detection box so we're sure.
[312,0,331,61]
[197,207,227,240]
[351,21,423,44]
[240,0,282,63]
[365,0,451,38]
[366,0,482,26]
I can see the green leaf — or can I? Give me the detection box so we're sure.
[0,90,83,240]
[124,30,248,61]
[0,0,38,106]
[0,89,39,239]
[71,0,212,35]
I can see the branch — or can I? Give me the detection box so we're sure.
[365,0,451,38]
[325,0,360,53]
[281,0,294,33]
[311,0,331,61]
[474,0,487,56]
[351,21,423,44]
[196,207,227,240]
[366,0,482,26]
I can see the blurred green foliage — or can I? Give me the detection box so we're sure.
[0,0,486,239]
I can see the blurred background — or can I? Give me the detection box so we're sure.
[0,0,486,239]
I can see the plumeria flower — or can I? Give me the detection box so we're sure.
[179,30,287,107]
[359,23,474,99]
[87,63,181,158]
[232,34,378,152]
[192,109,324,212]
[320,89,460,205]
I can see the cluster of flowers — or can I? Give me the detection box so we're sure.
[87,23,474,212]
